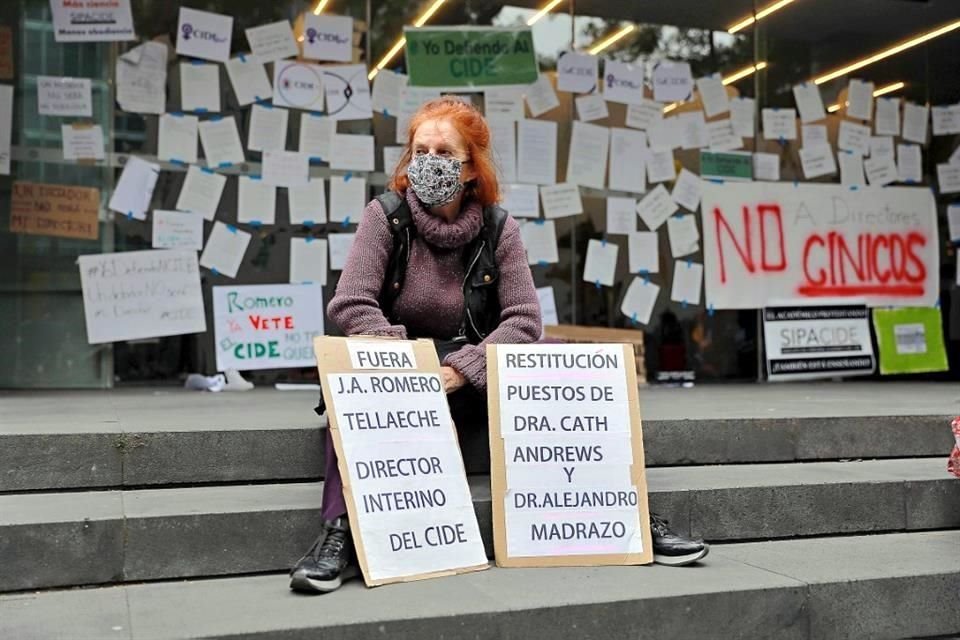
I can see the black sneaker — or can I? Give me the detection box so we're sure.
[650,513,709,566]
[289,517,359,593]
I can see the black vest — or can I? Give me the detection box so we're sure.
[375,191,508,345]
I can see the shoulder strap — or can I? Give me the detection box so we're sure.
[483,204,509,246]
[376,191,414,320]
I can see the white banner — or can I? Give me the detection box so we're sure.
[701,183,938,309]
[50,0,136,42]
[212,284,324,371]
[78,250,205,344]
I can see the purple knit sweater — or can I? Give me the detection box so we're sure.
[328,189,542,390]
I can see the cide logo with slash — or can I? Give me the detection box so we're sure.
[180,23,227,43]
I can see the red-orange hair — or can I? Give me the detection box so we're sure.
[388,97,500,206]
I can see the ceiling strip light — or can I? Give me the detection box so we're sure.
[826,81,905,113]
[588,24,635,55]
[814,20,960,85]
[368,0,449,80]
[313,0,331,15]
[527,0,563,26]
[728,0,796,35]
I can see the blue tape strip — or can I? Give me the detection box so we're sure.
[344,172,353,182]
[201,167,215,174]
[631,313,638,325]
[209,115,223,121]
[195,108,209,114]
[238,53,246,63]
[537,260,548,267]
[309,111,324,118]
[686,257,693,268]
[249,174,262,181]
[303,219,315,227]
[601,238,607,247]
[218,162,233,169]
[850,185,859,191]
[708,304,715,317]
[642,273,650,285]
[170,158,186,166]
[250,220,262,228]
[905,179,918,185]
[341,216,351,228]
[793,179,799,187]
[707,178,724,184]
[935,297,941,309]
[126,211,133,220]
[211,267,220,276]
[778,136,786,145]
[226,225,238,234]
[383,108,390,117]
[682,299,688,309]
[170,111,184,118]
[309,156,323,164]
[534,219,545,225]
[595,279,601,290]
[190,59,205,66]
[305,236,315,243]
[258,101,273,109]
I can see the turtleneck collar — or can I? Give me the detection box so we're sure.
[405,188,483,250]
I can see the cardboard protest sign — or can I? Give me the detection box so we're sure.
[488,343,653,567]
[10,181,100,240]
[314,336,488,586]
[763,304,875,380]
[873,307,948,375]
[701,183,938,309]
[213,284,324,371]
[78,249,206,344]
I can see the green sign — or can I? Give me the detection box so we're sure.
[700,151,753,182]
[872,307,948,374]
[404,27,538,89]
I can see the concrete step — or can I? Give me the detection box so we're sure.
[2,458,957,593]
[2,410,951,491]
[2,531,959,640]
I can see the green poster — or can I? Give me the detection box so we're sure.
[872,307,949,374]
[404,27,538,89]
[700,151,753,182]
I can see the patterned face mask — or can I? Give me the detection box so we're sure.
[406,153,464,206]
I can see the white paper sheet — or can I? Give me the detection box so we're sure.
[678,111,709,150]
[262,150,308,188]
[298,112,335,162]
[667,213,699,257]
[108,156,160,220]
[244,20,297,63]
[670,260,703,305]
[520,220,558,265]
[902,102,929,145]
[947,204,960,241]
[897,143,923,184]
[198,116,245,167]
[116,42,167,114]
[575,94,608,122]
[600,59,642,105]
[846,79,874,121]
[628,231,659,274]
[176,7,233,62]
[328,175,367,224]
[383,146,404,176]
[52,0,135,43]
[583,238,619,286]
[329,134,375,172]
[671,168,702,212]
[932,104,960,136]
[864,154,898,187]
[730,96,756,138]
[838,151,865,187]
[289,237,328,285]
[621,277,660,325]
[485,86,525,121]
[152,210,203,250]
[646,149,677,184]
[636,184,675,231]
[606,196,637,235]
[37,76,92,116]
[523,75,560,117]
[557,51,597,94]
[801,124,829,150]
[799,146,837,179]
[175,165,226,220]
[837,120,871,156]
[651,60,693,102]
[875,97,901,136]
[237,175,277,224]
[536,286,559,326]
[62,124,104,160]
[793,82,826,123]
[302,14,353,62]
[517,119,557,185]
[752,152,780,181]
[273,60,325,112]
[762,108,797,141]
[158,113,199,164]
[323,64,372,121]
[287,178,327,225]
[247,104,289,152]
[179,62,220,113]
[566,121,609,189]
[395,86,441,144]
[328,232,356,270]
[540,183,583,219]
[225,54,272,106]
[707,119,742,151]
[696,74,729,117]
[371,70,407,115]
[488,117,517,183]
[647,117,681,151]
[625,99,663,131]
[500,183,539,218]
[200,222,250,277]
[608,127,647,194]
[870,136,895,159]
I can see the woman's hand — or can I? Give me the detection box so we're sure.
[440,366,467,393]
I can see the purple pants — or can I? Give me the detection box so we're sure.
[321,385,487,521]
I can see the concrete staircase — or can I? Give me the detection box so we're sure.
[1,384,959,639]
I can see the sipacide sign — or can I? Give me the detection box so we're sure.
[701,183,938,309]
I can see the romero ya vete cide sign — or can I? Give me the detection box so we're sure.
[763,303,875,381]
[488,343,653,567]
[315,337,488,586]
